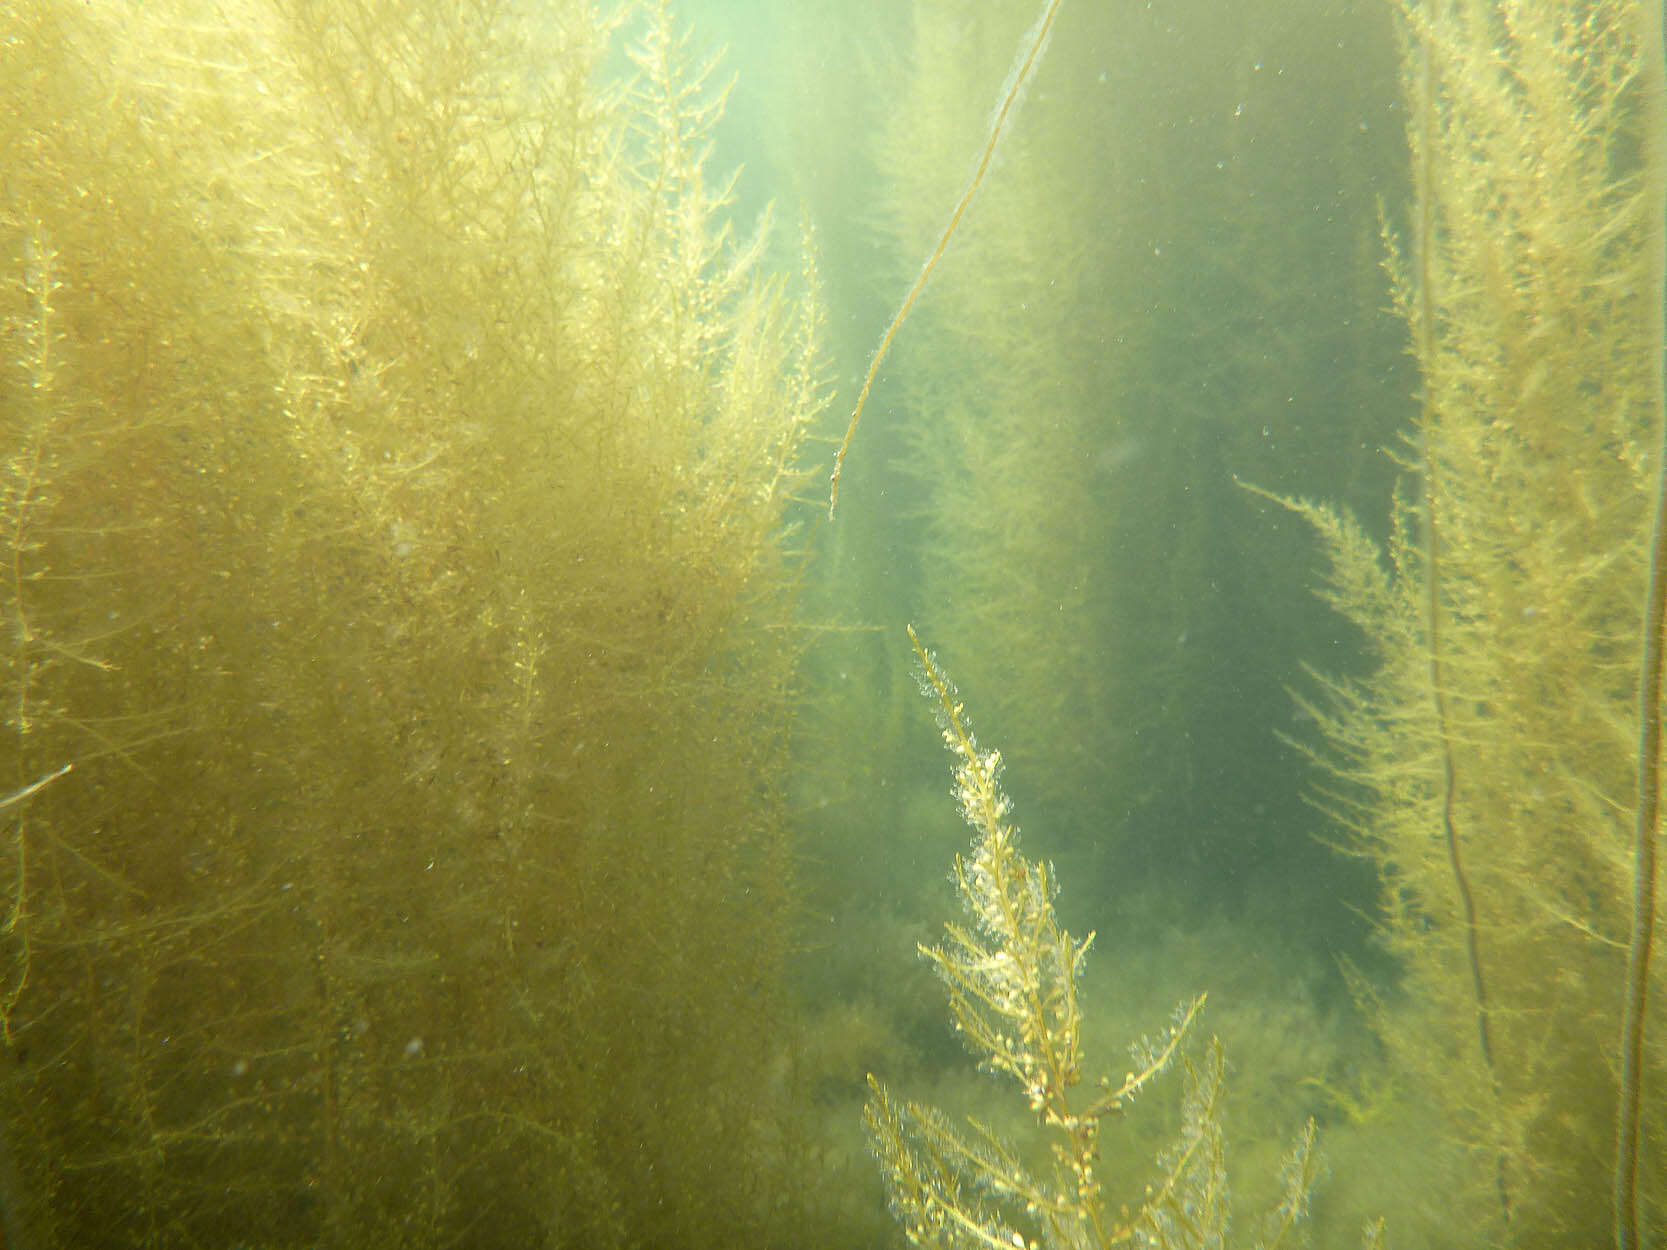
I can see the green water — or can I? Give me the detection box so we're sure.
[2,0,1661,1246]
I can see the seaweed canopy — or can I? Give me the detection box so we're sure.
[1265,0,1667,1242]
[0,0,826,1245]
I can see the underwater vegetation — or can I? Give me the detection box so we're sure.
[0,0,826,1245]
[5,0,1667,1244]
[856,0,1131,850]
[1258,0,1667,1244]
[832,0,1410,910]
[844,0,1667,1245]
[827,0,1063,519]
[865,628,1350,1250]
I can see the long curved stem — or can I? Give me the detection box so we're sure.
[1616,4,1667,1247]
[827,0,1063,518]
[1409,4,1507,1211]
